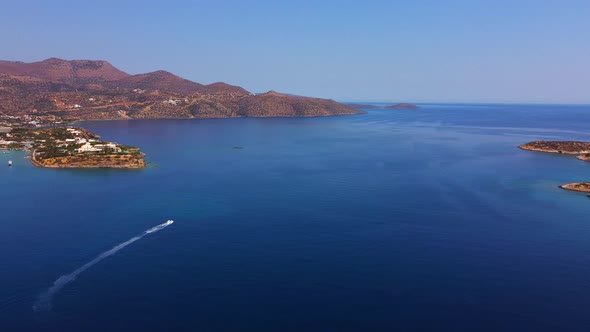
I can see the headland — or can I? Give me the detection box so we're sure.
[1,127,145,169]
[559,183,590,193]
[519,141,590,155]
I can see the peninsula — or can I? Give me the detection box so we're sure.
[559,183,590,193]
[519,141,590,155]
[0,58,360,122]
[1,127,145,169]
[519,140,590,196]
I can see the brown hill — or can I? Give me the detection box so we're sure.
[0,74,77,113]
[0,74,74,93]
[0,59,249,96]
[112,70,205,95]
[111,72,250,95]
[0,58,361,120]
[200,82,250,95]
[238,91,358,117]
[0,58,129,85]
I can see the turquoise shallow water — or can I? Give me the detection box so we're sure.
[1,104,590,331]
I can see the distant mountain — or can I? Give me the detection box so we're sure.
[239,91,355,117]
[346,103,381,109]
[199,82,250,95]
[347,103,420,110]
[384,103,420,109]
[111,70,205,95]
[0,58,360,120]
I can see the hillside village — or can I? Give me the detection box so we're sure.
[0,114,66,131]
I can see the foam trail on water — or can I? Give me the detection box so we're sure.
[33,220,174,312]
[145,220,174,234]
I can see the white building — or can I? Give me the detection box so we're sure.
[66,128,81,135]
[163,99,181,105]
[78,143,101,153]
[105,143,121,153]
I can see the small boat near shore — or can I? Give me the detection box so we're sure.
[8,160,12,166]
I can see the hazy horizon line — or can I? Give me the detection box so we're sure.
[338,100,590,106]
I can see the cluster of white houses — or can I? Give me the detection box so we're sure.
[57,128,122,154]
[77,142,121,153]
[1,114,61,129]
[1,127,126,154]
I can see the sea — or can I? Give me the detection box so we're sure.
[1,103,590,331]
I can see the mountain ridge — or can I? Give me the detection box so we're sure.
[0,58,360,120]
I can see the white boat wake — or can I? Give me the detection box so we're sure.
[33,220,174,312]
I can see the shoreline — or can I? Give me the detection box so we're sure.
[73,111,365,124]
[519,140,590,199]
[518,141,590,155]
[30,149,146,169]
[518,146,590,155]
[559,183,590,194]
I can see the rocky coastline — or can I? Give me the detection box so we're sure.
[31,149,145,169]
[519,140,590,197]
[559,183,590,193]
[519,141,590,154]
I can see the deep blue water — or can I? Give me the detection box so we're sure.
[2,104,590,331]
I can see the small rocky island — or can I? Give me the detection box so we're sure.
[0,127,145,169]
[519,140,590,195]
[384,103,420,109]
[346,103,420,110]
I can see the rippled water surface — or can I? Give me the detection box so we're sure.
[1,104,590,331]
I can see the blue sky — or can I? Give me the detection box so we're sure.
[1,0,589,103]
